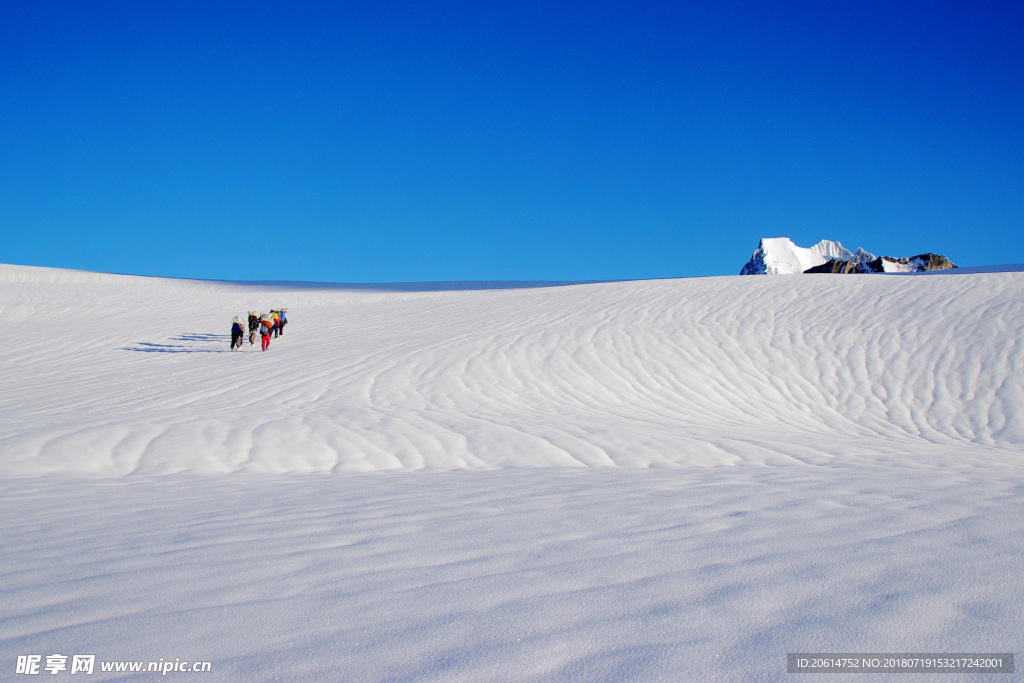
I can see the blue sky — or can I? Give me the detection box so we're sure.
[2,1,1022,282]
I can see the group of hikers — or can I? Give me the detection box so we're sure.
[230,309,288,351]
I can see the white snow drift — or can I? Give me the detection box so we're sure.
[1,263,1022,681]
[1,263,1021,474]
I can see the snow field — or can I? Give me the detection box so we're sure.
[1,265,1022,474]
[2,468,1021,681]
[1,263,1023,680]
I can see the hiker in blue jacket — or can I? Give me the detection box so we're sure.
[230,316,245,350]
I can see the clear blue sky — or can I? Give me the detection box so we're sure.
[2,1,1022,282]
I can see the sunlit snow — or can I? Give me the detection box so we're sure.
[1,263,1022,680]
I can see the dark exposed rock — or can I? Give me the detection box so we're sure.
[871,253,957,272]
[804,260,868,274]
[804,252,957,274]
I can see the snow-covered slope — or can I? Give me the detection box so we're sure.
[1,262,1022,474]
[2,263,1023,681]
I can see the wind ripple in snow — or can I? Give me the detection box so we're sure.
[1,264,1022,474]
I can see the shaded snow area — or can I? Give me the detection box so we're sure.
[1,263,1023,681]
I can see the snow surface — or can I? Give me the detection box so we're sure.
[2,263,1023,681]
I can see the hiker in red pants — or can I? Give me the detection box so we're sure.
[259,315,273,351]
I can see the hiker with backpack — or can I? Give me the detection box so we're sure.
[248,312,260,346]
[278,309,288,336]
[231,316,245,350]
[259,315,273,351]
[270,310,281,338]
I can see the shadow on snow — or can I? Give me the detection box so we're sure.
[120,332,232,353]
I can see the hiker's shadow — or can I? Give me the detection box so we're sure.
[121,332,228,353]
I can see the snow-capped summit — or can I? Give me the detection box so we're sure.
[741,238,954,274]
[740,237,856,275]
